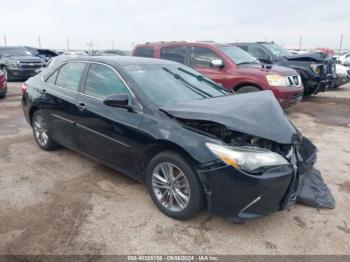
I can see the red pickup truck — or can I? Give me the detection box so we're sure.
[133,41,304,109]
[0,69,7,98]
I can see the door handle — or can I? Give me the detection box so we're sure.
[77,102,87,111]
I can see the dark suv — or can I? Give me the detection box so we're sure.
[133,41,304,109]
[234,42,336,96]
[0,46,45,81]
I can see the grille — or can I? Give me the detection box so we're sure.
[287,75,302,87]
[19,62,43,69]
[299,137,316,162]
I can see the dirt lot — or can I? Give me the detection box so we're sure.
[0,82,349,255]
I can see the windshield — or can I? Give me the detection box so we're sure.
[262,43,291,57]
[124,64,228,106]
[0,47,32,57]
[220,46,260,65]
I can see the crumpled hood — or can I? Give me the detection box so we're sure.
[284,52,326,62]
[160,91,298,144]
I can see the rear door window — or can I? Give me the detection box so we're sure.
[134,47,154,58]
[56,62,86,92]
[46,70,59,85]
[84,63,129,99]
[190,47,221,68]
[160,46,187,64]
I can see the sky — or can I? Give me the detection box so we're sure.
[1,0,350,51]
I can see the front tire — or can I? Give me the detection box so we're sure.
[235,85,260,93]
[32,111,59,151]
[145,151,204,220]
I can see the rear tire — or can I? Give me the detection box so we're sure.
[145,151,204,220]
[0,89,7,99]
[32,111,59,151]
[236,85,260,93]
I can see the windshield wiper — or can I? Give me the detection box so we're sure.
[162,67,212,98]
[177,67,227,94]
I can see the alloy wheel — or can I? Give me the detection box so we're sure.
[151,162,191,212]
[33,115,49,147]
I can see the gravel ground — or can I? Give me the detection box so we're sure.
[0,82,349,255]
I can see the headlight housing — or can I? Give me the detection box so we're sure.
[310,63,323,75]
[206,143,289,173]
[266,74,288,86]
[7,60,19,68]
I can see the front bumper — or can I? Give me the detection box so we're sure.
[197,137,318,221]
[7,68,41,80]
[273,86,304,109]
[306,74,336,94]
[197,163,294,221]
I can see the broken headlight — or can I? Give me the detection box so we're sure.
[310,63,323,75]
[266,74,288,86]
[206,143,289,173]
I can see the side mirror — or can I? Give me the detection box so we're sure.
[103,93,132,111]
[210,59,224,68]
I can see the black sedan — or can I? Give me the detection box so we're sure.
[22,56,333,221]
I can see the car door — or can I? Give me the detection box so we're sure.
[76,62,143,176]
[42,61,87,149]
[189,46,225,85]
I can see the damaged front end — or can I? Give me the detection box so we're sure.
[161,92,334,221]
[177,118,335,221]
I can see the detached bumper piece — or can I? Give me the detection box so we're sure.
[297,168,335,209]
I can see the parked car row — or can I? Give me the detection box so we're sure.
[132,41,304,109]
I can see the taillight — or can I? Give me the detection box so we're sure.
[21,83,28,94]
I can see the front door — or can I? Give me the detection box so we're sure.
[76,62,143,176]
[189,46,226,86]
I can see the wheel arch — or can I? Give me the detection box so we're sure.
[29,106,40,126]
[139,140,200,181]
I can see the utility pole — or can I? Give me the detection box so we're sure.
[3,35,7,46]
[66,38,70,51]
[264,36,267,42]
[38,37,41,48]
[112,41,115,49]
[338,33,343,58]
[299,35,303,50]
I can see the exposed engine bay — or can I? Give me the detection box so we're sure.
[178,118,292,156]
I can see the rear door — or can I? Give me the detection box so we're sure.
[76,62,143,176]
[42,61,87,149]
[189,46,225,85]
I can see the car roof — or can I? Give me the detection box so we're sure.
[62,56,178,66]
[0,46,25,49]
[135,41,231,48]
